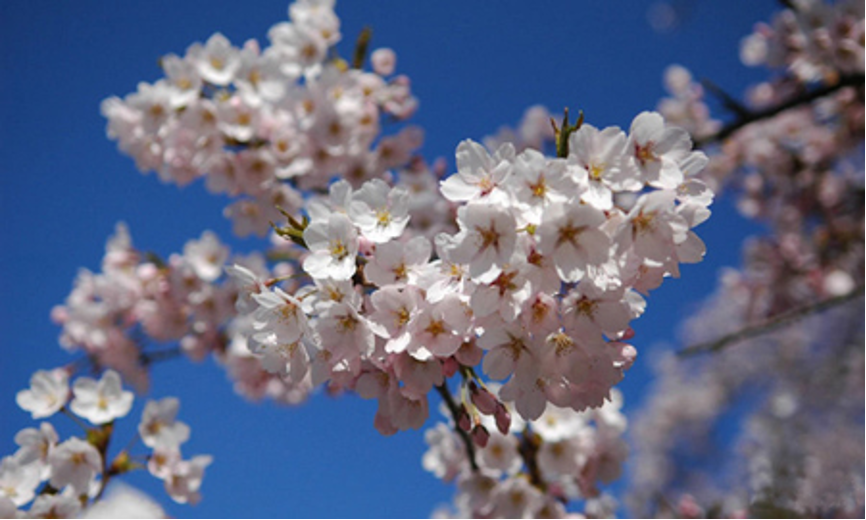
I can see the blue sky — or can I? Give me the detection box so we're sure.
[1,1,776,516]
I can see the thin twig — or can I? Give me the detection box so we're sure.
[695,73,864,148]
[679,285,864,357]
[139,346,184,366]
[61,406,92,432]
[434,383,479,472]
[701,78,751,118]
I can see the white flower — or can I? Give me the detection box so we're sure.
[225,263,266,314]
[14,422,58,476]
[509,149,578,212]
[371,47,396,76]
[537,202,611,283]
[48,438,102,495]
[0,456,41,506]
[617,190,689,263]
[302,213,359,281]
[469,260,531,321]
[139,398,191,450]
[531,406,588,442]
[268,22,327,78]
[316,301,375,358]
[562,284,644,338]
[491,477,544,518]
[364,236,431,287]
[628,111,692,189]
[568,123,641,210]
[70,370,134,425]
[448,202,518,282]
[82,483,165,519]
[161,54,202,109]
[0,494,18,520]
[477,319,536,381]
[30,494,83,519]
[348,179,411,243]
[478,433,522,477]
[440,139,514,203]
[188,33,240,86]
[248,333,312,381]
[368,286,422,354]
[183,231,229,282]
[16,369,69,420]
[408,294,470,360]
[251,287,308,345]
[164,455,212,505]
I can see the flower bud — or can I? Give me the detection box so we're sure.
[441,357,459,379]
[468,382,498,415]
[471,424,489,448]
[494,403,511,435]
[457,405,472,432]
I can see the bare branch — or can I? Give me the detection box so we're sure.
[679,285,864,356]
[434,383,479,472]
[695,73,864,148]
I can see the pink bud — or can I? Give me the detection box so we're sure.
[441,357,459,378]
[494,403,511,435]
[457,406,472,432]
[469,382,498,415]
[620,327,635,341]
[471,425,489,448]
[455,340,483,366]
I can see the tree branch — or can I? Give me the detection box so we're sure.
[695,73,864,148]
[678,285,864,356]
[434,383,479,472]
[139,346,184,366]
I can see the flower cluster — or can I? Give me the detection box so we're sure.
[739,0,863,83]
[3,369,210,516]
[424,389,628,518]
[230,109,713,434]
[51,223,314,404]
[101,0,421,237]
[657,1,863,318]
[631,0,864,516]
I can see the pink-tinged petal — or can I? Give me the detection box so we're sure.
[439,175,477,201]
[582,181,613,210]
[677,231,706,263]
[483,347,516,380]
[629,111,664,144]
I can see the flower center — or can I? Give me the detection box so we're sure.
[635,142,657,165]
[330,240,349,260]
[556,222,584,248]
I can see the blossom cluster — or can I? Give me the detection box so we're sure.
[229,108,713,433]
[423,389,628,518]
[2,369,210,516]
[631,0,864,516]
[101,0,421,237]
[50,223,313,405]
[739,0,863,83]
[657,0,863,318]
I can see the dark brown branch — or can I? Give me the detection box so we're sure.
[139,346,184,366]
[434,383,479,472]
[679,285,864,357]
[695,73,864,148]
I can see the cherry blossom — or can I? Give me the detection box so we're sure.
[139,398,191,449]
[48,437,102,495]
[0,456,41,507]
[70,370,134,425]
[163,455,213,505]
[13,422,58,475]
[15,369,69,420]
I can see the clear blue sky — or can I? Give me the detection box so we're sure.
[1,1,775,516]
